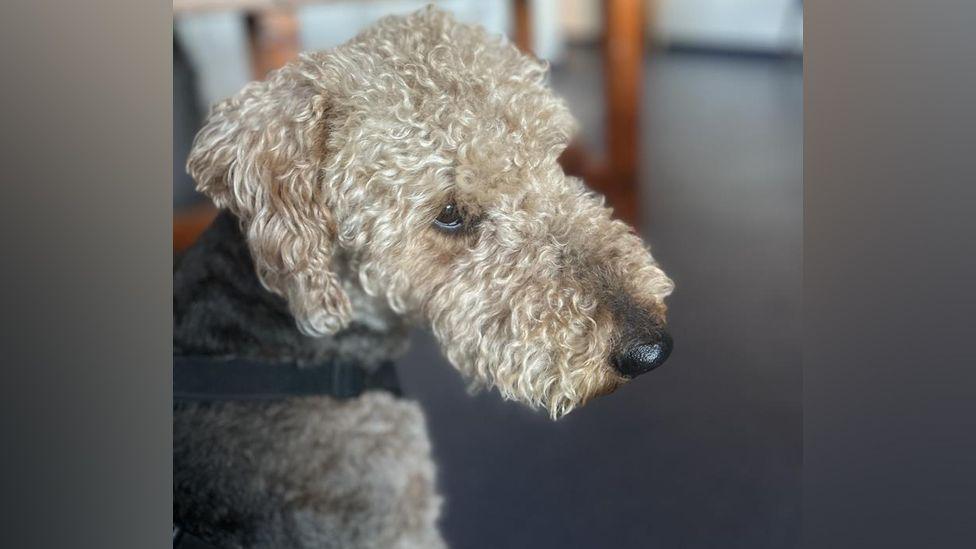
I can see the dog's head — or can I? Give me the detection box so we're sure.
[188,7,674,418]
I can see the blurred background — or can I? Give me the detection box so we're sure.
[174,1,802,547]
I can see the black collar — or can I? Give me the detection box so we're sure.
[173,355,401,401]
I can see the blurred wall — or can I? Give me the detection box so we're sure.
[561,0,803,54]
[174,11,252,114]
[297,0,511,51]
[657,0,802,53]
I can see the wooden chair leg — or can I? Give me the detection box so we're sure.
[602,0,645,227]
[174,202,218,254]
[515,0,646,227]
[248,8,302,79]
[512,0,533,54]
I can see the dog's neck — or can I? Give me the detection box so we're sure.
[174,211,408,369]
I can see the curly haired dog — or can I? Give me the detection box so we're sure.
[175,7,674,548]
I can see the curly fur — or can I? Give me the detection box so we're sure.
[187,6,673,420]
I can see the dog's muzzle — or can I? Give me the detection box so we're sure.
[612,331,673,378]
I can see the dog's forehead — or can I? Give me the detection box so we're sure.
[321,9,575,158]
[376,50,569,154]
[316,9,579,211]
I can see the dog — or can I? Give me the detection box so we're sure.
[175,7,674,548]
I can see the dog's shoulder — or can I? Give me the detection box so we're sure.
[174,210,296,358]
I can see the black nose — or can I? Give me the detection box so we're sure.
[613,332,673,378]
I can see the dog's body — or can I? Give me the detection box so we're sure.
[175,212,444,548]
[176,8,673,548]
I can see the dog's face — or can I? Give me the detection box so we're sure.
[189,8,673,418]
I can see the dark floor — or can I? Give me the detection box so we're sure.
[396,47,803,549]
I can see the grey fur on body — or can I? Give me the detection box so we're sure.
[175,212,409,368]
[174,213,444,549]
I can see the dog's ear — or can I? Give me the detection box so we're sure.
[187,60,351,337]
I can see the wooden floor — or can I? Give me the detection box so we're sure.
[396,47,803,549]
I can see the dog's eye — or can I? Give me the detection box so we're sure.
[433,203,464,232]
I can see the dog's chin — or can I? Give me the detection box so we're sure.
[540,375,627,420]
[590,376,627,400]
[449,351,625,419]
